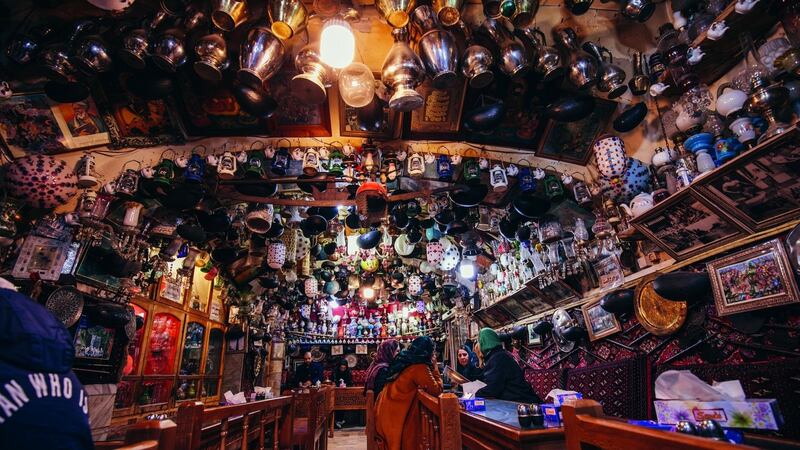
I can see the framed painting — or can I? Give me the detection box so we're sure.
[535,99,617,165]
[581,298,622,341]
[402,79,466,140]
[73,315,116,360]
[537,280,580,306]
[173,76,269,137]
[498,297,532,319]
[693,128,800,232]
[94,72,186,148]
[338,74,400,139]
[631,189,747,261]
[461,76,547,148]
[11,235,72,281]
[708,239,800,316]
[0,92,109,158]
[266,69,332,137]
[526,323,542,346]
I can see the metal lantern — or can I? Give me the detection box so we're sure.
[115,164,140,197]
[184,153,206,183]
[217,151,237,179]
[572,180,592,205]
[436,155,453,181]
[490,163,508,192]
[462,158,480,183]
[343,156,357,179]
[407,152,425,177]
[304,277,318,297]
[246,152,267,178]
[271,146,290,175]
[76,154,98,188]
[544,174,564,200]
[303,148,321,175]
[518,167,536,192]
[328,147,344,175]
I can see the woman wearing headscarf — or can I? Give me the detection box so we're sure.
[364,339,399,398]
[456,343,482,381]
[475,328,541,403]
[375,336,443,450]
[333,359,353,386]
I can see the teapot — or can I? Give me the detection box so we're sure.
[715,82,748,119]
[687,47,705,65]
[619,192,654,218]
[735,0,759,14]
[707,21,728,40]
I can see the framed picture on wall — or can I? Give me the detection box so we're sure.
[631,189,747,261]
[11,235,71,281]
[338,74,401,139]
[708,239,800,316]
[266,69,332,137]
[526,323,542,346]
[535,99,616,165]
[693,128,800,232]
[402,79,465,140]
[331,345,343,356]
[581,298,622,341]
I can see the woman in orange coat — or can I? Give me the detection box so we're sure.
[375,336,442,450]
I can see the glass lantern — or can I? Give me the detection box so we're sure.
[271,147,290,175]
[437,155,453,181]
[462,158,481,183]
[543,174,564,201]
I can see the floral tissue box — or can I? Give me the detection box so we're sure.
[654,399,783,430]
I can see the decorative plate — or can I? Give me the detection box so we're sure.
[634,273,687,336]
[45,286,84,327]
[345,353,358,368]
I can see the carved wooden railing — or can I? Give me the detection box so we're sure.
[562,399,758,450]
[174,396,292,450]
[416,391,462,450]
[95,419,177,450]
[279,387,331,450]
[365,390,377,450]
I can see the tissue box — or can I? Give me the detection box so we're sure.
[654,399,783,430]
[541,404,561,425]
[553,392,583,407]
[459,397,486,411]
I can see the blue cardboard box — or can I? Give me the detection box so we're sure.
[459,397,486,411]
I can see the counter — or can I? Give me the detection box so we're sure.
[460,399,565,450]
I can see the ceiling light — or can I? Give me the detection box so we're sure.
[361,286,375,299]
[320,18,355,69]
[459,259,476,280]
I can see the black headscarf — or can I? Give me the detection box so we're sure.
[334,358,352,386]
[386,336,434,381]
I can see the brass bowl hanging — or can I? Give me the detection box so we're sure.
[634,272,687,336]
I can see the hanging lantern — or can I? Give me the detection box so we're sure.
[115,164,140,197]
[271,146,290,175]
[544,174,564,200]
[407,152,425,177]
[426,240,444,265]
[408,274,422,296]
[462,158,480,183]
[76,154,98,188]
[572,180,593,205]
[303,147,320,175]
[328,147,344,175]
[362,147,377,172]
[216,151,237,179]
[122,201,144,228]
[267,240,287,269]
[184,153,206,183]
[436,155,453,181]
[245,151,266,178]
[304,277,318,297]
[343,155,357,179]
[490,164,508,192]
[518,167,536,192]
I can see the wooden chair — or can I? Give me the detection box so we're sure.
[95,419,177,450]
[365,390,377,450]
[562,399,759,450]
[175,396,293,450]
[416,390,462,450]
[282,387,330,450]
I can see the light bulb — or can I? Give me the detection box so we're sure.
[362,286,375,299]
[320,18,355,69]
[459,260,476,280]
[339,62,375,108]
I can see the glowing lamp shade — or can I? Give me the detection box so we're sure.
[339,62,376,108]
[320,18,355,69]
[361,286,375,299]
[459,259,476,280]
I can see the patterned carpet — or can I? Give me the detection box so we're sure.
[329,427,367,450]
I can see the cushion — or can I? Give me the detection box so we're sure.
[566,356,650,419]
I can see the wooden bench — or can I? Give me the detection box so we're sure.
[280,387,331,450]
[327,387,368,438]
[416,390,462,450]
[562,399,759,450]
[175,396,292,450]
[95,419,177,450]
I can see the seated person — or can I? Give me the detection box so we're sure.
[456,343,483,381]
[475,328,541,403]
[293,352,322,388]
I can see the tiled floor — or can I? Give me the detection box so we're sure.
[328,427,367,450]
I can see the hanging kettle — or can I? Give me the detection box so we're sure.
[411,6,459,89]
[554,27,597,90]
[583,42,627,98]
[516,27,565,82]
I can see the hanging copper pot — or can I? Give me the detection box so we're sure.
[238,26,286,89]
[432,0,463,26]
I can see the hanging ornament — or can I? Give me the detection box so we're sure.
[267,240,287,269]
[436,154,453,181]
[490,164,508,192]
[506,163,519,177]
[303,147,321,175]
[462,158,481,183]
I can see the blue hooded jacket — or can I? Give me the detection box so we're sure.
[0,288,93,450]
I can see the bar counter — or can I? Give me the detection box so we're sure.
[460,399,565,450]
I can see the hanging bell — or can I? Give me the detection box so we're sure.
[436,154,453,181]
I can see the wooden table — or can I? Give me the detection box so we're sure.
[460,399,565,450]
[327,387,367,437]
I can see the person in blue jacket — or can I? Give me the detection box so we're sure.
[0,285,93,450]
